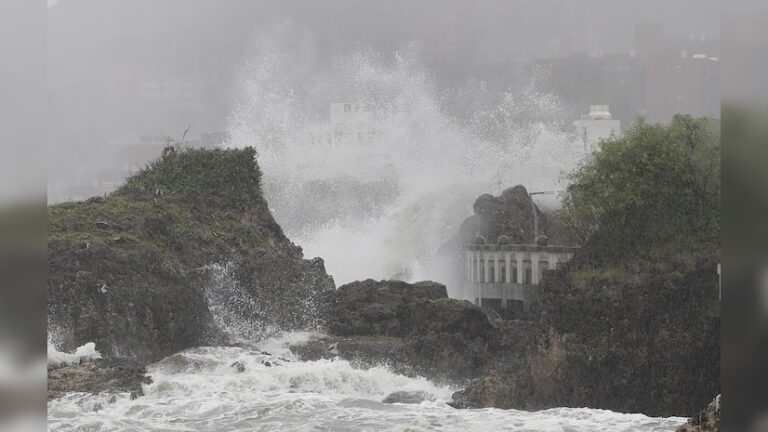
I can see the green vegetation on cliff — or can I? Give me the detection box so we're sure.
[119,147,264,212]
[49,148,274,278]
[560,115,720,270]
[48,147,334,362]
[455,117,721,417]
[542,117,720,415]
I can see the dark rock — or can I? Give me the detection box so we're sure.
[460,186,536,245]
[47,358,151,400]
[154,352,219,373]
[300,280,494,382]
[403,332,491,380]
[329,279,447,337]
[450,262,720,417]
[677,395,721,432]
[263,361,272,367]
[230,362,246,373]
[402,298,492,341]
[48,148,335,364]
[450,369,522,409]
[382,391,431,404]
[291,336,405,369]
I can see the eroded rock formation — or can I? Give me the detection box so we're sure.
[48,147,335,364]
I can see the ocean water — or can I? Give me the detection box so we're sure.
[48,332,686,432]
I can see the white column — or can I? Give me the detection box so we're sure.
[549,254,558,270]
[475,251,481,282]
[505,253,512,283]
[484,253,490,284]
[478,251,485,305]
[466,250,471,281]
[531,252,540,285]
[516,254,524,284]
[494,253,501,283]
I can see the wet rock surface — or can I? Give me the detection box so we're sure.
[382,391,432,404]
[48,148,335,365]
[676,395,721,432]
[458,185,572,246]
[48,359,151,400]
[329,279,448,337]
[293,279,494,382]
[47,148,335,400]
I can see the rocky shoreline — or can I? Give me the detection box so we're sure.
[291,279,493,383]
[48,358,151,400]
[48,147,334,363]
[48,147,718,430]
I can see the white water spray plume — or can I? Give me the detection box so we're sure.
[228,23,584,291]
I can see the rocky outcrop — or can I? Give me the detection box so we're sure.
[47,359,151,400]
[48,147,335,364]
[329,280,448,337]
[448,260,721,417]
[677,395,721,432]
[458,185,571,246]
[382,391,433,404]
[293,279,493,382]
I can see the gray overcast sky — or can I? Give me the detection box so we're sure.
[45,0,719,201]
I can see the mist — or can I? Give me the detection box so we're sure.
[46,0,720,288]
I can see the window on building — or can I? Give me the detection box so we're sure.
[481,298,503,314]
[539,260,549,282]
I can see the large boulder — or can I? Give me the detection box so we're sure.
[294,279,494,382]
[382,391,433,404]
[47,358,151,400]
[450,367,530,409]
[329,279,448,337]
[402,298,493,341]
[458,185,569,246]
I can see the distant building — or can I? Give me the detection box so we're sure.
[641,49,720,124]
[329,103,383,145]
[463,239,578,318]
[537,24,720,127]
[573,105,621,153]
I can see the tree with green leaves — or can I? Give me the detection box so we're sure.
[559,115,720,269]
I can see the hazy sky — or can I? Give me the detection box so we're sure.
[45,0,719,202]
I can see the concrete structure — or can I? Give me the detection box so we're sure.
[463,240,578,317]
[572,105,621,153]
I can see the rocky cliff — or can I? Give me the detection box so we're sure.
[48,147,335,364]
